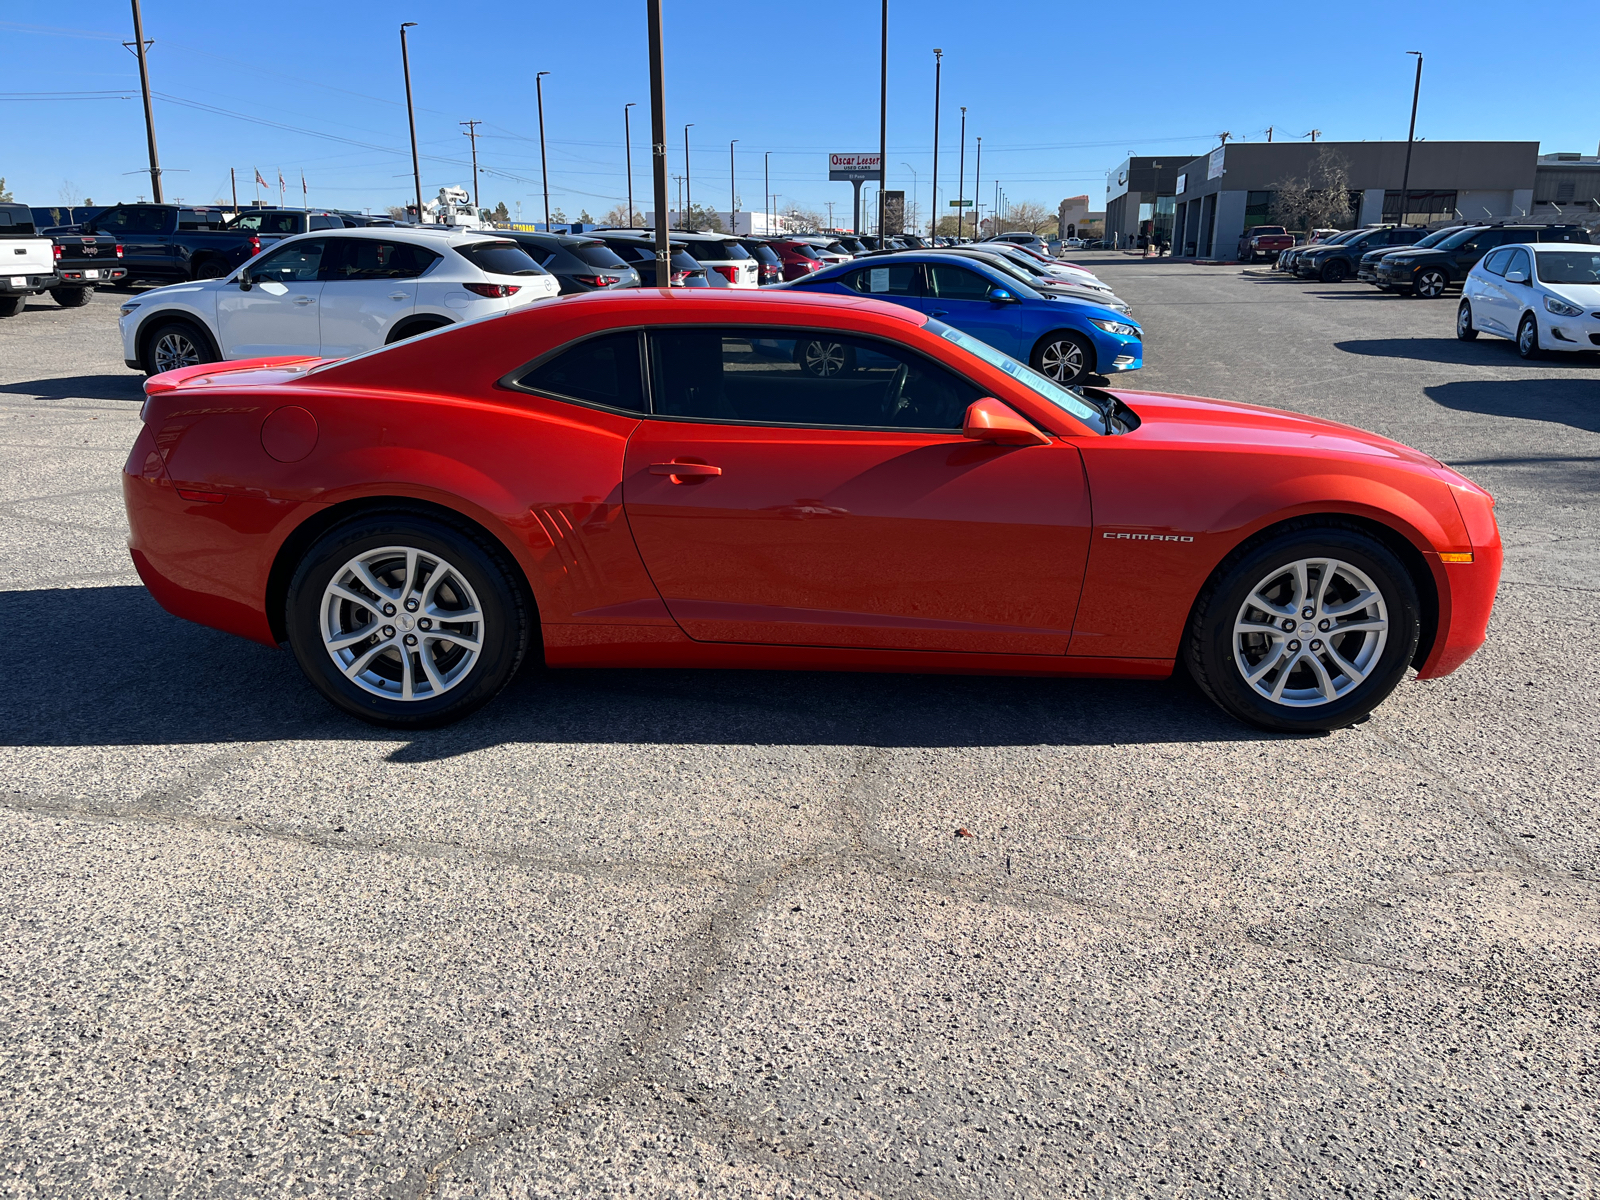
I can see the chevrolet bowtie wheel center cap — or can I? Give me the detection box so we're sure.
[397,614,416,632]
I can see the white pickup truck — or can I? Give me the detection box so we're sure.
[0,203,62,318]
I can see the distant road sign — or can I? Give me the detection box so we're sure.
[947,199,973,207]
[829,152,882,182]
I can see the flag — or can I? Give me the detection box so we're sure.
[254,168,268,189]
[278,171,285,191]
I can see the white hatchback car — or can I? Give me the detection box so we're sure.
[120,226,560,374]
[1459,242,1600,359]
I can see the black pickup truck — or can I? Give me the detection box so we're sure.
[53,231,128,297]
[58,203,285,283]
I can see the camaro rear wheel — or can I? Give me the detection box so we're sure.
[1456,302,1478,340]
[1031,332,1094,384]
[285,515,530,728]
[1185,526,1420,733]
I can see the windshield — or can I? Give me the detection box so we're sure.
[1438,227,1485,250]
[928,320,1109,435]
[1535,249,1600,285]
[1405,228,1457,250]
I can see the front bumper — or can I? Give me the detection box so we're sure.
[1,272,60,294]
[1540,308,1600,351]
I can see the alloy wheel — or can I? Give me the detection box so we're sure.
[801,340,849,376]
[1232,557,1389,708]
[152,331,203,372]
[1416,270,1446,299]
[320,545,485,702]
[1518,315,1539,357]
[1038,338,1084,381]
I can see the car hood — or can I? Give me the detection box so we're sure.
[1104,389,1450,472]
[1381,248,1440,263]
[1547,282,1600,306]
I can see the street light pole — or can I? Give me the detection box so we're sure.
[930,49,942,240]
[128,0,163,203]
[624,102,637,227]
[400,23,422,224]
[647,0,670,284]
[764,151,771,235]
[730,139,738,232]
[973,136,981,239]
[536,71,552,229]
[878,0,888,241]
[684,124,694,227]
[956,106,966,241]
[1399,51,1424,226]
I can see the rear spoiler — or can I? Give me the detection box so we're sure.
[143,355,325,395]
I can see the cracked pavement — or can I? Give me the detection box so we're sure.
[1,262,1596,1197]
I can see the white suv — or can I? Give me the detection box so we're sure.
[1459,242,1600,359]
[119,226,560,374]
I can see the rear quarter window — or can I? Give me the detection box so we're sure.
[572,241,630,269]
[454,241,546,276]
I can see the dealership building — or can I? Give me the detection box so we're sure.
[1107,141,1600,257]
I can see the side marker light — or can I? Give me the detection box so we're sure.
[1439,552,1474,564]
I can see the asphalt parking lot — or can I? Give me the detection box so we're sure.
[2,258,1597,1198]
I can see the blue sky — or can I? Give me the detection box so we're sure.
[3,2,1596,224]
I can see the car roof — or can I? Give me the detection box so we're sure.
[520,286,928,326]
[273,226,519,247]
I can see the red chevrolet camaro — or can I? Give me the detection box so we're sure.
[122,289,1501,733]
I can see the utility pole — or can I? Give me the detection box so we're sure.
[1399,52,1424,226]
[460,120,482,208]
[400,23,422,224]
[764,152,770,235]
[624,102,637,227]
[1217,131,1232,146]
[878,0,888,241]
[973,137,981,239]
[128,0,163,203]
[729,139,738,231]
[1265,125,1274,142]
[230,167,237,214]
[1305,129,1321,143]
[956,106,966,241]
[930,49,942,239]
[684,124,694,226]
[536,72,551,229]
[647,0,670,285]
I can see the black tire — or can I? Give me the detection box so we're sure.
[1414,268,1448,299]
[1456,301,1478,341]
[1184,523,1421,733]
[1319,259,1348,283]
[140,318,217,375]
[1030,331,1095,384]
[190,257,228,281]
[0,295,23,319]
[796,338,856,377]
[284,513,531,729]
[385,317,451,345]
[50,286,92,308]
[1516,313,1541,360]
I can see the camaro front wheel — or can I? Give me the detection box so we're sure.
[1185,525,1420,733]
[285,514,530,728]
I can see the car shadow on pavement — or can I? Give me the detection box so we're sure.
[1425,379,1600,436]
[1335,337,1600,368]
[1,586,1266,754]
[0,374,145,402]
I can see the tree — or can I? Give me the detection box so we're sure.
[682,203,724,233]
[485,202,510,225]
[1269,149,1353,234]
[0,178,12,202]
[578,209,593,224]
[991,200,1054,235]
[601,202,640,227]
[385,205,408,221]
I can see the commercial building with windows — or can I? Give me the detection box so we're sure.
[1104,156,1185,249]
[1158,140,1541,259]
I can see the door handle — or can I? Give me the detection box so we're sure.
[293,296,315,305]
[390,292,408,300]
[930,309,949,317]
[649,461,722,483]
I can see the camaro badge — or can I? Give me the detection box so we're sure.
[1103,532,1195,542]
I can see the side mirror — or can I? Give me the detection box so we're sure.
[962,398,1050,447]
[1505,270,1528,285]
[988,287,1018,304]
[237,269,252,291]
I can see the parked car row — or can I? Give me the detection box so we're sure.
[1273,221,1591,295]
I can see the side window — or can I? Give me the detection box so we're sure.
[646,328,982,431]
[926,264,996,302]
[1482,248,1513,276]
[249,238,326,283]
[324,239,440,280]
[516,332,645,413]
[1504,248,1531,279]
[844,264,919,296]
[309,214,342,231]
[103,207,164,234]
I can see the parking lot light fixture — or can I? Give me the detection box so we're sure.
[931,49,942,240]
[1400,52,1424,226]
[956,106,966,241]
[973,137,980,240]
[400,23,422,225]
[624,102,637,227]
[730,139,738,229]
[764,152,770,235]
[684,124,694,227]
[536,72,551,230]
[878,0,888,241]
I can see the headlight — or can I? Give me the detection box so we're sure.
[1544,295,1584,317]
[1089,318,1140,338]
[119,301,140,317]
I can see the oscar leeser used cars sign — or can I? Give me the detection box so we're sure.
[829,153,882,182]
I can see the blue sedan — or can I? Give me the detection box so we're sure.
[782,252,1142,384]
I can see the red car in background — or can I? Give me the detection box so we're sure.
[123,289,1501,733]
[1238,226,1294,262]
[764,239,828,280]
